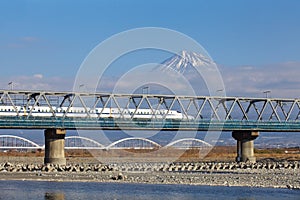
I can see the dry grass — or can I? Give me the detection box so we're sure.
[1,146,299,163]
[254,147,300,161]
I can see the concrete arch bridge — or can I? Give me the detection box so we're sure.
[0,135,212,150]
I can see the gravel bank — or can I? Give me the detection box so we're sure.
[0,161,299,190]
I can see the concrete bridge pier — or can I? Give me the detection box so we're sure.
[232,131,259,163]
[44,129,66,165]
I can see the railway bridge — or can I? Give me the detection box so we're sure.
[0,90,299,164]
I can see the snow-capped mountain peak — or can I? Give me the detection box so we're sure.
[160,50,215,73]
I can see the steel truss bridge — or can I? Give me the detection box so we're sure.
[0,90,300,131]
[0,135,212,150]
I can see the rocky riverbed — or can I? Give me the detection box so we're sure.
[0,161,299,190]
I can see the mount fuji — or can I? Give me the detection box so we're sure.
[159,50,215,74]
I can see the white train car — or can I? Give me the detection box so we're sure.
[0,105,193,120]
[90,108,190,119]
[0,106,54,117]
[0,106,19,116]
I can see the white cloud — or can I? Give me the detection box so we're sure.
[0,61,299,99]
[221,62,300,98]
[33,74,43,79]
[0,75,73,91]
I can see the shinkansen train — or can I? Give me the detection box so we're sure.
[0,105,191,119]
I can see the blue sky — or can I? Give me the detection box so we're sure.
[0,0,300,97]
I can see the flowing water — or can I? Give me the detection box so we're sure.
[0,180,299,200]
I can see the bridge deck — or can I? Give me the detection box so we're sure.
[0,116,299,131]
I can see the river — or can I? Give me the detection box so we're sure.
[0,180,298,200]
